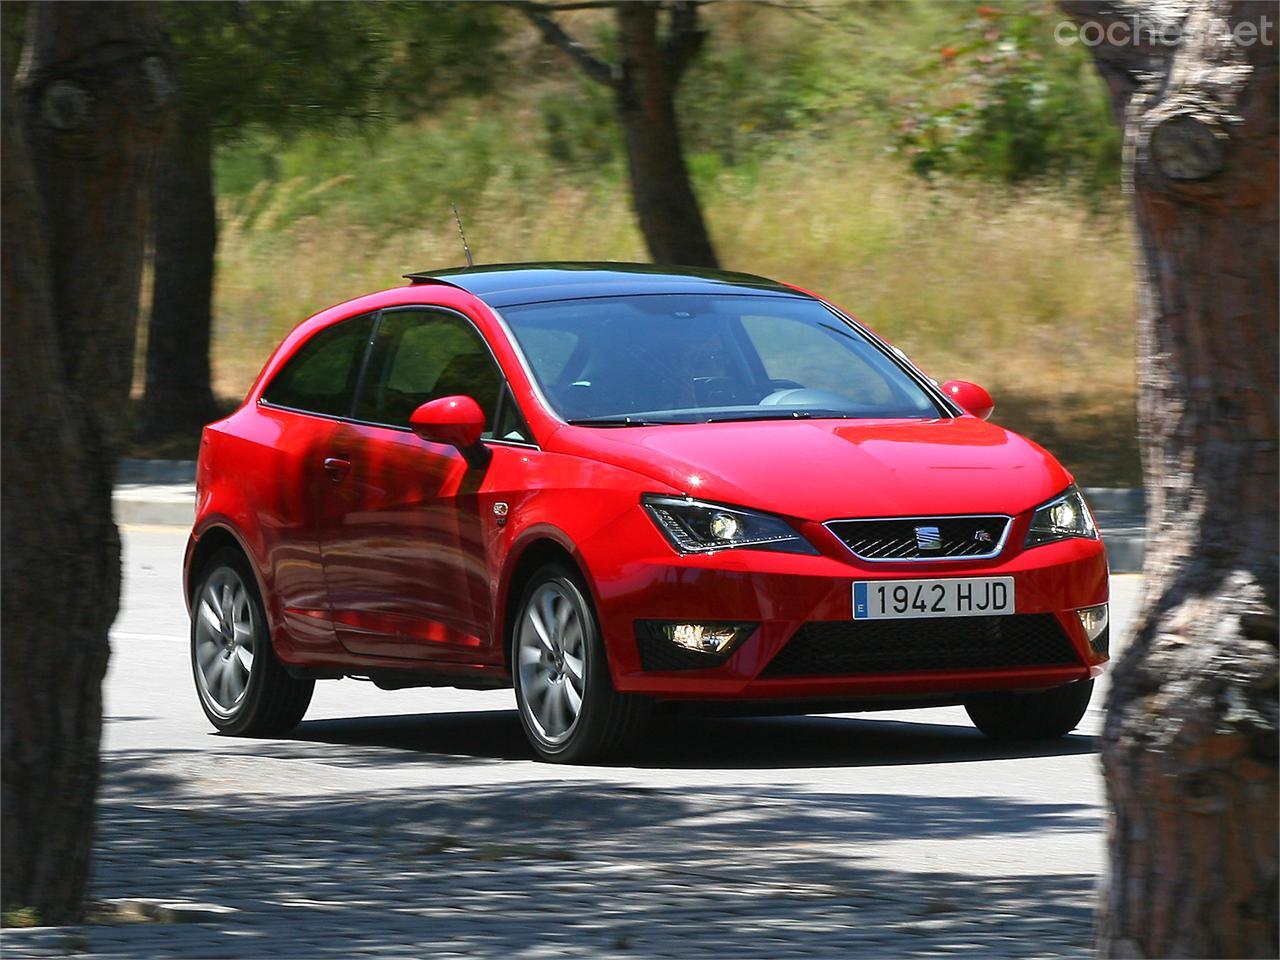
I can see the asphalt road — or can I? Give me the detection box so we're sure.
[7,525,1144,959]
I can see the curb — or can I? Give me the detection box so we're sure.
[1082,486,1145,513]
[1095,519,1145,573]
[116,459,196,525]
[1083,487,1145,573]
[114,484,195,527]
[118,458,197,484]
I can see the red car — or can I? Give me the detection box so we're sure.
[185,263,1109,762]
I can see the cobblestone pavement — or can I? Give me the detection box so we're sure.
[4,761,1097,959]
[1,530,1134,959]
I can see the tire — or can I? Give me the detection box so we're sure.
[511,563,650,763]
[190,548,314,736]
[964,678,1094,740]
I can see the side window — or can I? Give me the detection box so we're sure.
[493,384,533,444]
[261,313,375,417]
[354,309,504,430]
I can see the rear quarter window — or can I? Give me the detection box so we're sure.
[261,313,375,417]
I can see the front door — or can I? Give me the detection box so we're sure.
[316,307,506,663]
[256,310,377,650]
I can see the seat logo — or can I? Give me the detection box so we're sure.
[915,526,942,551]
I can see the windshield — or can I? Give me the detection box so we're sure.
[499,293,944,424]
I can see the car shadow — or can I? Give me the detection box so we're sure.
[83,755,1101,959]
[285,708,1096,770]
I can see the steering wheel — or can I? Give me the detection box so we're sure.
[693,376,746,406]
[765,378,805,391]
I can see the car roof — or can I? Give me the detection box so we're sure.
[403,261,803,308]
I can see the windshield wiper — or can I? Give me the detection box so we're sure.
[570,411,853,426]
[705,411,824,423]
[566,416,685,427]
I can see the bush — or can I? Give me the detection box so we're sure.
[892,3,1120,191]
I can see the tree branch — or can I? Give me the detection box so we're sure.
[662,1,709,82]
[516,2,617,87]
[520,0,624,10]
[746,0,844,27]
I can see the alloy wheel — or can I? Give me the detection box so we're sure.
[516,581,588,746]
[193,566,257,719]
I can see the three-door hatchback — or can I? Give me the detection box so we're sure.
[185,262,1109,762]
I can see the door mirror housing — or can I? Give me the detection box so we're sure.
[940,380,995,421]
[409,396,486,448]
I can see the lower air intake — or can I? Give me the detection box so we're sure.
[761,614,1078,677]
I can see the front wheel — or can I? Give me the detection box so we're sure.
[191,548,314,736]
[512,564,650,763]
[964,678,1094,740]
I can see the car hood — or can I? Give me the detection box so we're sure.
[548,418,1072,522]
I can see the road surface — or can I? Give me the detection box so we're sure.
[5,525,1143,959]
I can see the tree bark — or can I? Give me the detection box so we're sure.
[522,1,718,268]
[2,1,172,923]
[141,105,220,438]
[1061,1,1279,956]
[613,2,718,268]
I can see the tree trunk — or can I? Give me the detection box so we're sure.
[613,2,718,269]
[1,1,173,923]
[141,106,220,439]
[1061,1,1278,956]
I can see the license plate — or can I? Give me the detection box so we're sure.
[853,577,1015,620]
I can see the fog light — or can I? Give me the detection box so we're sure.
[636,621,758,671]
[1076,603,1109,641]
[669,623,742,653]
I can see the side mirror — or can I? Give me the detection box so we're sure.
[409,395,485,448]
[940,380,995,421]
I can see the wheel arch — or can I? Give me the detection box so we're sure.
[184,522,257,610]
[500,535,592,672]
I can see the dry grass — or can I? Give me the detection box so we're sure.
[211,151,1138,484]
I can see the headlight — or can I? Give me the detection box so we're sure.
[642,495,818,555]
[1024,484,1098,548]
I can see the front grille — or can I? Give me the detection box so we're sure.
[760,614,1078,677]
[826,515,1011,561]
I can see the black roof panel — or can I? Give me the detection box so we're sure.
[404,261,804,307]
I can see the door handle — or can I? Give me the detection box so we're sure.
[322,457,351,482]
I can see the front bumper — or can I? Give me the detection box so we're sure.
[586,512,1109,701]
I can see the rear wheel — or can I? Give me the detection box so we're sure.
[191,548,313,736]
[964,678,1094,740]
[512,563,650,763]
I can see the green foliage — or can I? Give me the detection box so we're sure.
[538,76,618,170]
[212,0,1124,238]
[672,1,1119,191]
[217,99,569,232]
[677,21,837,166]
[2,905,41,928]
[890,3,1120,189]
[163,0,504,137]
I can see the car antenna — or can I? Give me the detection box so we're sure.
[451,202,474,268]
